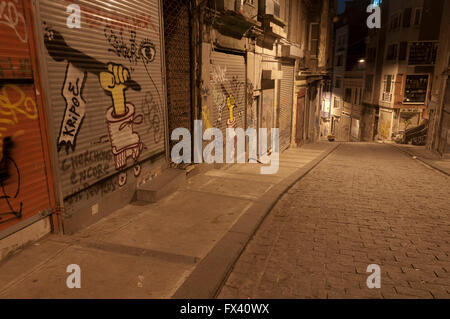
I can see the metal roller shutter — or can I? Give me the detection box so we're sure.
[35,0,166,199]
[262,89,275,151]
[0,0,53,230]
[208,51,246,134]
[279,62,294,151]
[163,0,192,151]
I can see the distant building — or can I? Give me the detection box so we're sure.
[362,0,445,143]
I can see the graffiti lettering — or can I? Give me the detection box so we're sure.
[0,84,38,159]
[141,91,162,143]
[66,178,117,205]
[0,57,32,79]
[63,0,158,34]
[210,65,227,85]
[104,27,156,65]
[58,62,87,152]
[70,163,110,186]
[61,149,112,172]
[0,0,28,43]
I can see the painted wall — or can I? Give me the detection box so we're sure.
[35,0,166,233]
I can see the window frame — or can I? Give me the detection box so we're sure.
[403,74,430,104]
[309,22,320,58]
[389,11,402,31]
[382,74,394,102]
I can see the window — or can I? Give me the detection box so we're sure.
[309,23,320,57]
[414,8,422,26]
[382,75,393,102]
[408,42,438,65]
[344,88,352,103]
[335,77,342,89]
[403,8,412,28]
[334,97,340,109]
[336,54,343,66]
[390,12,401,30]
[404,75,429,103]
[386,44,398,61]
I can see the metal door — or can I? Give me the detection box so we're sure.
[163,0,192,151]
[0,0,54,231]
[295,89,306,145]
[279,62,294,150]
[261,89,274,151]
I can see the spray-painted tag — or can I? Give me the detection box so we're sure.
[58,62,87,152]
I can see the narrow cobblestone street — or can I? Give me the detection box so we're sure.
[219,143,450,299]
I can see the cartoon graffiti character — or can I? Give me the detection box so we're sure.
[100,63,143,185]
[226,95,237,130]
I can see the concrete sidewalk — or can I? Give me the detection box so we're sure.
[390,144,450,176]
[0,142,339,299]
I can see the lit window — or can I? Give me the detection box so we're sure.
[404,75,428,103]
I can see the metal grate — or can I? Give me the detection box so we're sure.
[163,0,193,151]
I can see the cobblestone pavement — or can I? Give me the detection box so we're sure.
[218,143,450,299]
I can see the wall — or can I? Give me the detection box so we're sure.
[428,0,450,155]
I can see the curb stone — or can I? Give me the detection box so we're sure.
[172,142,342,299]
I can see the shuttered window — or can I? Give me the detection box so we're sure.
[309,23,320,57]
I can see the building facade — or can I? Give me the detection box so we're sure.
[361,0,445,143]
[427,0,450,157]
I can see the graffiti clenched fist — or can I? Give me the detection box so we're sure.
[100,63,131,116]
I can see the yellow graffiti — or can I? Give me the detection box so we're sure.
[227,95,236,122]
[0,84,38,161]
[202,105,212,129]
[100,63,129,116]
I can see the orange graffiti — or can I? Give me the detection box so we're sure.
[0,84,38,160]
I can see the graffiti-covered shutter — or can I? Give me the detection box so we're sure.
[279,62,294,151]
[35,0,166,200]
[0,0,53,231]
[208,51,246,133]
